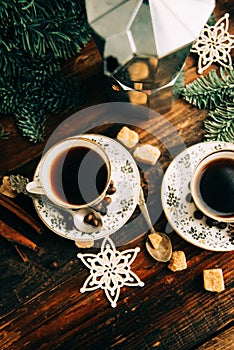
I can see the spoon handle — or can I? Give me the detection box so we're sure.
[26,181,45,195]
[138,187,155,235]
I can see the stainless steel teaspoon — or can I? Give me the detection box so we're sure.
[138,187,172,262]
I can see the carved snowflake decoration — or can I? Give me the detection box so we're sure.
[77,236,144,307]
[191,13,234,74]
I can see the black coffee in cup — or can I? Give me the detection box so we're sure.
[198,158,234,216]
[26,137,111,210]
[50,146,109,206]
[191,149,234,222]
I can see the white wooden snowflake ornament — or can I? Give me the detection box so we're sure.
[77,236,144,307]
[191,13,234,74]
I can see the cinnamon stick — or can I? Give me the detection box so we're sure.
[0,219,39,251]
[0,193,43,234]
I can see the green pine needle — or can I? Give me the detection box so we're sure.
[182,66,234,143]
[15,104,46,143]
[44,75,85,113]
[0,0,90,142]
[204,102,234,143]
[13,74,85,143]
[182,67,234,110]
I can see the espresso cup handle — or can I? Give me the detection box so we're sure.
[26,181,45,195]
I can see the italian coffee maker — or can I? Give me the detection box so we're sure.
[85,0,215,112]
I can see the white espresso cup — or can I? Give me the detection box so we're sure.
[190,148,234,223]
[26,137,111,209]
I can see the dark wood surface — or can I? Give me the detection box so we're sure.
[0,2,233,349]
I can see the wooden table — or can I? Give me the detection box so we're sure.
[0,2,233,349]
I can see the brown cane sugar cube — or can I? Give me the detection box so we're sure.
[117,126,139,148]
[133,144,160,165]
[75,240,94,249]
[168,251,187,272]
[148,232,163,249]
[0,176,17,198]
[203,269,225,292]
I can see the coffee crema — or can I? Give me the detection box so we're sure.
[50,146,108,206]
[198,158,234,216]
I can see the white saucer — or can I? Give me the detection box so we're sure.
[161,141,234,251]
[33,134,140,241]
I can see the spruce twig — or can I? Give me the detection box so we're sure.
[0,0,91,142]
[182,66,234,142]
[204,102,234,142]
[182,67,234,110]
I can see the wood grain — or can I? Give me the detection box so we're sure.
[196,324,234,350]
[0,243,233,350]
[0,1,233,350]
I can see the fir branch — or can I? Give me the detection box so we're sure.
[21,57,60,82]
[33,0,86,18]
[204,102,234,143]
[13,74,86,142]
[0,68,51,116]
[20,17,90,59]
[0,0,90,142]
[19,0,35,11]
[0,81,20,115]
[15,105,46,143]
[0,38,23,76]
[44,75,85,113]
[182,67,234,110]
[15,0,91,59]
